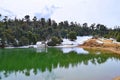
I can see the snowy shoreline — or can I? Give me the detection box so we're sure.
[5,36,92,49]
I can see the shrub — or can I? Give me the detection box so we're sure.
[47,36,62,46]
[117,35,120,42]
[47,41,56,46]
[19,36,29,46]
[68,31,77,41]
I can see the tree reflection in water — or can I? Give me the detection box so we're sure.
[0,48,120,78]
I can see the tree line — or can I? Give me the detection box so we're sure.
[0,14,120,47]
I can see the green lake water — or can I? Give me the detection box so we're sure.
[0,47,120,80]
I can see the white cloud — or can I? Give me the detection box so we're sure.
[0,0,56,18]
[34,5,59,19]
[0,7,16,19]
[52,0,120,27]
[0,0,120,28]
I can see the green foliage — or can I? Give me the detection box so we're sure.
[24,15,30,22]
[47,41,56,46]
[51,36,61,44]
[13,41,18,47]
[0,14,120,47]
[19,36,29,46]
[27,31,37,44]
[68,31,77,41]
[117,34,120,42]
[47,36,62,46]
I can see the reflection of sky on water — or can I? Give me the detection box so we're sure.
[36,48,48,53]
[60,47,88,54]
[36,47,88,54]
[1,59,120,80]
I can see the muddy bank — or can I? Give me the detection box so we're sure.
[80,38,120,54]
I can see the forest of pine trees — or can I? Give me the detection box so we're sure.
[0,14,120,47]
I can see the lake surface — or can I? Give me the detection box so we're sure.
[0,47,120,80]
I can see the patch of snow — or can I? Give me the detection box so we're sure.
[62,39,75,45]
[18,46,30,48]
[5,47,15,49]
[36,41,46,48]
[109,38,116,41]
[36,42,42,45]
[55,44,77,48]
[96,40,103,44]
[113,41,120,44]
[62,36,92,46]
[13,45,37,48]
[75,36,92,44]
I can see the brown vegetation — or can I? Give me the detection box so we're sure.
[80,38,120,54]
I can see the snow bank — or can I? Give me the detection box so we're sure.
[96,40,103,44]
[61,36,92,46]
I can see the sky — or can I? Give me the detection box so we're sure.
[0,0,120,28]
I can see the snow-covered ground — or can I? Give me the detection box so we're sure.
[56,36,92,54]
[5,45,37,49]
[56,36,92,48]
[17,36,92,48]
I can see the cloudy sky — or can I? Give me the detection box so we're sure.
[0,0,120,28]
